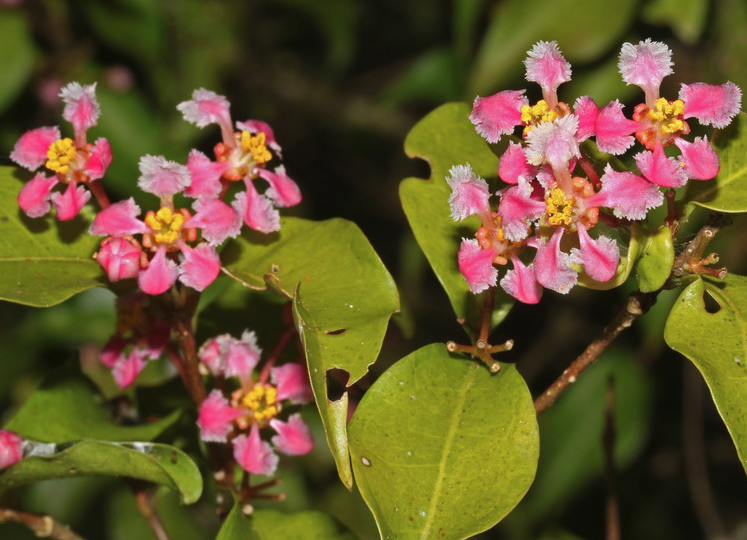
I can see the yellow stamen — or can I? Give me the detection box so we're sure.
[144,207,185,244]
[648,98,686,134]
[545,187,575,226]
[241,384,280,424]
[45,138,77,174]
[241,131,272,165]
[520,100,558,134]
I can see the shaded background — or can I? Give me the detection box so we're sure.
[1,0,746,538]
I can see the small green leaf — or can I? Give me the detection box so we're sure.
[0,12,35,112]
[688,112,747,213]
[0,441,202,504]
[664,275,747,474]
[348,343,539,540]
[217,505,358,540]
[400,102,514,331]
[4,374,181,443]
[633,224,674,293]
[579,223,643,290]
[221,218,399,489]
[0,167,104,307]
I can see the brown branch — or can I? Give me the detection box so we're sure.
[603,377,620,540]
[134,490,170,540]
[0,509,87,540]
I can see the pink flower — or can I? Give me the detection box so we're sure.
[458,239,498,294]
[446,164,492,222]
[0,430,23,469]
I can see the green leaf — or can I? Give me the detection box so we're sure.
[688,112,747,213]
[642,0,708,44]
[217,506,358,540]
[400,102,514,331]
[221,217,399,489]
[0,440,202,504]
[5,374,181,443]
[348,343,539,540]
[633,224,674,293]
[0,12,35,113]
[664,275,747,474]
[0,167,104,307]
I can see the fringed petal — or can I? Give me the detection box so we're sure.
[233,424,279,476]
[233,182,280,233]
[680,82,742,128]
[588,164,664,220]
[498,178,545,241]
[138,245,179,295]
[574,96,599,142]
[224,330,262,379]
[178,243,220,291]
[498,142,537,185]
[524,41,571,103]
[446,164,491,221]
[270,414,314,456]
[674,136,720,181]
[272,363,313,405]
[137,155,191,198]
[90,198,149,236]
[573,226,619,283]
[500,255,542,304]
[618,39,673,98]
[634,141,688,188]
[457,239,498,294]
[469,90,527,144]
[17,173,58,218]
[11,126,61,171]
[184,198,241,246]
[257,165,302,207]
[111,348,147,389]
[534,229,578,294]
[50,182,91,221]
[84,138,113,180]
[60,82,100,136]
[595,100,641,154]
[197,390,242,442]
[184,149,228,199]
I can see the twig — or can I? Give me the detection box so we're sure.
[603,377,620,540]
[0,509,87,540]
[134,489,171,540]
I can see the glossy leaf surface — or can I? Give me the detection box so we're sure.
[664,275,747,473]
[217,505,358,540]
[348,344,538,540]
[634,225,674,293]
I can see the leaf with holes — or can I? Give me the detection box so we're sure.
[664,275,747,474]
[348,343,539,540]
[221,217,399,489]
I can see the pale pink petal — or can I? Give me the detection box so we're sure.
[574,96,599,142]
[178,243,220,291]
[457,239,498,294]
[500,255,542,304]
[618,39,673,98]
[90,198,149,236]
[237,120,282,155]
[10,126,61,171]
[83,138,112,180]
[524,41,571,102]
[198,336,227,376]
[446,164,491,221]
[137,155,191,198]
[138,245,179,295]
[595,100,641,154]
[634,141,688,188]
[257,166,301,207]
[50,182,91,221]
[233,182,281,233]
[184,149,227,199]
[469,90,527,143]
[224,330,262,379]
[112,348,147,389]
[60,82,100,137]
[573,226,619,283]
[233,424,279,476]
[95,236,143,282]
[18,173,58,218]
[535,164,556,189]
[680,82,742,128]
[534,229,578,294]
[184,198,241,246]
[525,115,579,169]
[272,363,313,405]
[197,390,242,442]
[270,414,314,456]
[101,335,127,368]
[674,136,720,181]
[498,142,537,185]
[498,178,546,241]
[0,430,23,469]
[176,88,232,130]
[587,165,663,220]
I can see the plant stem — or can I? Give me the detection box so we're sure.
[0,509,87,540]
[134,490,171,540]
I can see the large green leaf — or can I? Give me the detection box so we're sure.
[348,344,539,540]
[216,505,358,540]
[0,167,104,307]
[221,217,399,489]
[664,275,747,474]
[4,374,181,443]
[0,12,35,113]
[0,440,201,504]
[400,102,514,331]
[688,113,747,212]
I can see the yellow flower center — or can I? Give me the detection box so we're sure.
[45,138,77,174]
[241,131,272,165]
[648,98,686,134]
[144,207,185,244]
[520,100,558,135]
[241,384,279,424]
[545,187,575,226]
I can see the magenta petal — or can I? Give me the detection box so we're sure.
[680,82,742,129]
[595,100,641,155]
[469,90,527,144]
[618,39,673,97]
[184,198,241,246]
[184,149,227,199]
[674,136,720,181]
[446,164,491,221]
[84,138,113,180]
[457,239,498,294]
[524,41,571,98]
[90,198,149,236]
[112,348,147,389]
[139,245,179,295]
[198,337,226,376]
[50,182,91,221]
[178,243,220,291]
[224,330,261,379]
[18,173,58,218]
[574,96,599,142]
[534,229,578,294]
[0,430,24,469]
[498,143,537,185]
[500,256,542,304]
[498,179,545,241]
[177,88,232,130]
[634,142,688,188]
[233,424,279,476]
[525,115,579,169]
[197,390,242,442]
[60,82,100,136]
[272,363,313,405]
[257,166,302,207]
[573,227,619,283]
[96,236,143,282]
[270,414,314,456]
[233,182,281,233]
[11,126,61,171]
[587,165,663,220]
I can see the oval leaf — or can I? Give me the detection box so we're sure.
[217,505,358,540]
[221,217,399,489]
[348,343,539,540]
[664,275,747,474]
[633,224,674,293]
[0,440,202,504]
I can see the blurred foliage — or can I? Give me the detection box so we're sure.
[1,0,747,539]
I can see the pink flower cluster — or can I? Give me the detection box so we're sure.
[196,331,315,476]
[454,40,741,303]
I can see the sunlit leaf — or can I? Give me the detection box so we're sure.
[216,504,358,540]
[664,275,747,474]
[348,343,538,540]
[633,224,674,293]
